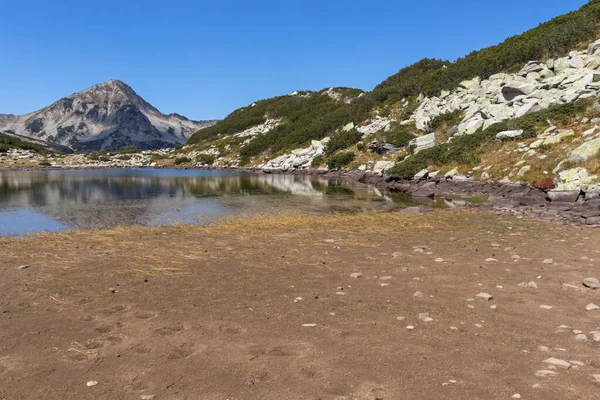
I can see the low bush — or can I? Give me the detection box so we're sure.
[326,152,355,170]
[119,145,138,154]
[384,125,415,147]
[174,156,192,165]
[196,154,216,165]
[325,129,362,154]
[311,155,325,167]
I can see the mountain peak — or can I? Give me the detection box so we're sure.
[0,81,217,151]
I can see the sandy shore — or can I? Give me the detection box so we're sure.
[1,210,599,399]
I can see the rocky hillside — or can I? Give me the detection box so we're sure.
[0,80,217,151]
[176,1,600,196]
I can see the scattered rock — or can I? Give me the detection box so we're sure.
[350,272,362,279]
[414,291,424,298]
[583,277,600,289]
[17,265,31,270]
[86,381,99,387]
[586,303,599,311]
[544,358,571,369]
[535,370,558,378]
[542,258,553,264]
[574,334,588,342]
[540,305,553,310]
[475,293,493,301]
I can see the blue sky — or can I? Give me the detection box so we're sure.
[0,0,587,120]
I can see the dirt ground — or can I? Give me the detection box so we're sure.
[1,210,599,400]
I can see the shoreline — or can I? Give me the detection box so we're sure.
[1,164,599,227]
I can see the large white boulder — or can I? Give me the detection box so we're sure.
[496,130,524,140]
[568,137,600,163]
[409,133,436,154]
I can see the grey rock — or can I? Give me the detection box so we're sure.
[544,358,571,369]
[475,292,493,301]
[496,130,524,140]
[409,133,436,154]
[583,277,600,289]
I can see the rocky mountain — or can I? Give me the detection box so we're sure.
[0,80,217,151]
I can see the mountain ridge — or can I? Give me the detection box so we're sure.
[0,79,218,151]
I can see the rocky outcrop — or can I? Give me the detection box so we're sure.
[409,133,436,154]
[409,42,600,136]
[260,139,329,171]
[0,80,217,151]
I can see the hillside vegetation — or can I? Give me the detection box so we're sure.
[0,132,44,153]
[185,1,600,171]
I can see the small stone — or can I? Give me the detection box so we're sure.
[435,258,444,262]
[475,323,483,328]
[468,304,475,309]
[570,361,585,367]
[586,303,599,311]
[590,331,600,342]
[396,316,405,321]
[418,312,430,320]
[302,324,317,327]
[350,272,362,279]
[592,374,600,383]
[336,291,346,296]
[555,325,571,333]
[535,370,558,377]
[380,276,392,281]
[490,305,497,309]
[538,345,549,352]
[406,325,415,330]
[573,329,583,334]
[528,281,538,289]
[450,326,458,330]
[543,258,553,264]
[532,384,541,389]
[87,381,99,387]
[512,393,521,399]
[544,358,571,369]
[540,305,553,310]
[422,317,434,322]
[575,334,588,342]
[583,277,600,289]
[140,396,156,400]
[414,291,424,298]
[17,265,30,270]
[475,293,493,301]
[485,258,498,262]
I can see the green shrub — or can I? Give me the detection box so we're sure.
[196,154,216,165]
[38,160,51,166]
[0,132,44,153]
[119,145,138,154]
[325,129,362,154]
[384,125,415,147]
[174,156,192,165]
[326,152,355,170]
[356,143,367,152]
[311,155,325,167]
[117,154,132,160]
[428,110,464,131]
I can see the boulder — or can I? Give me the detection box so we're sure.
[555,167,594,191]
[373,161,394,174]
[413,168,429,181]
[518,61,547,76]
[369,142,400,155]
[496,130,524,140]
[342,122,355,132]
[411,187,435,198]
[409,133,436,154]
[588,39,600,55]
[547,190,580,203]
[543,130,574,146]
[501,82,537,100]
[567,138,600,163]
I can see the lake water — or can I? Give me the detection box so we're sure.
[0,168,419,236]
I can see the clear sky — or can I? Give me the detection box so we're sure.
[0,0,588,120]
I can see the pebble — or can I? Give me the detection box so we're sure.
[555,325,571,333]
[542,258,553,264]
[435,258,444,262]
[350,272,362,279]
[532,383,541,389]
[475,323,483,328]
[468,304,475,309]
[540,305,553,310]
[336,292,346,296]
[570,361,585,367]
[592,374,600,383]
[396,316,406,321]
[491,243,500,248]
[418,312,430,320]
[86,381,98,387]
[380,276,392,281]
[302,324,317,327]
[485,258,498,262]
[586,303,599,311]
[511,255,521,262]
[590,331,600,342]
[450,326,458,330]
[538,345,549,352]
[490,305,497,309]
[573,329,583,334]
[519,281,537,289]
[475,293,493,301]
[406,325,415,330]
[294,297,303,302]
[535,370,558,377]
[512,394,521,399]
[414,291,424,298]
[544,358,571,369]
[17,265,30,270]
[582,277,600,289]
[574,334,588,342]
[140,396,155,400]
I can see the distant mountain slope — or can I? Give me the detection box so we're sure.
[0,80,218,151]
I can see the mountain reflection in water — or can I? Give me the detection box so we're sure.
[0,169,415,236]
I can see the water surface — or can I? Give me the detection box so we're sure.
[0,168,418,236]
